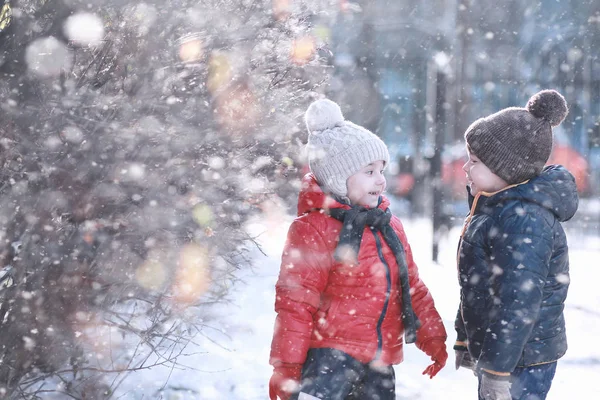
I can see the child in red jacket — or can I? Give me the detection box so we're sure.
[269,99,448,400]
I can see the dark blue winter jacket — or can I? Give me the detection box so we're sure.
[455,165,578,373]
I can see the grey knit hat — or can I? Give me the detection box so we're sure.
[305,99,390,198]
[465,89,568,184]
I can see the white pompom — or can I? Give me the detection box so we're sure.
[305,99,345,132]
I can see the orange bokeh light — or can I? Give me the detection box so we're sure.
[291,36,315,65]
[207,52,232,94]
[272,0,291,21]
[214,83,259,132]
[172,244,210,305]
[178,37,204,63]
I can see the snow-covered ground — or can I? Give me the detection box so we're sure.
[116,203,600,399]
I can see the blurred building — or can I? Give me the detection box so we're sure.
[326,0,600,202]
[328,0,457,201]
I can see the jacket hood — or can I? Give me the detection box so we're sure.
[474,165,579,222]
[297,173,391,216]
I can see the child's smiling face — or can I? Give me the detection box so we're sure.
[346,160,386,208]
[463,148,508,195]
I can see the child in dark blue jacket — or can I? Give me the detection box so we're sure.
[454,90,578,400]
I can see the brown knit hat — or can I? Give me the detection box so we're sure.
[465,90,568,184]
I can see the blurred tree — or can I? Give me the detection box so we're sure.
[0,0,335,397]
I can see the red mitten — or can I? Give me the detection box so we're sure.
[269,363,302,400]
[421,339,448,379]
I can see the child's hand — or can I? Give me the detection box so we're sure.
[269,363,302,400]
[453,342,476,371]
[479,371,511,400]
[421,339,448,379]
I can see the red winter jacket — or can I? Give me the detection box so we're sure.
[270,174,446,368]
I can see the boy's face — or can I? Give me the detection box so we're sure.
[346,160,386,208]
[463,149,508,195]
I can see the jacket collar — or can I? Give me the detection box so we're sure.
[466,165,578,222]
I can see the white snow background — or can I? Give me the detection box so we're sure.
[116,200,600,399]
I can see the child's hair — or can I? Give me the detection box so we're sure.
[464,90,568,184]
[305,99,389,197]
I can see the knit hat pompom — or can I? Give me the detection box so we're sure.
[305,99,345,132]
[526,89,568,127]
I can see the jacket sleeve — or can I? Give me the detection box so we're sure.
[477,213,553,373]
[455,307,468,344]
[269,218,333,366]
[394,219,447,350]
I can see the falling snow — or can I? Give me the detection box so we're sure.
[0,0,599,398]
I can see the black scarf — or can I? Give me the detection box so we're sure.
[327,206,420,344]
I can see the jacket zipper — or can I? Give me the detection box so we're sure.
[370,227,391,361]
[457,181,525,266]
[457,192,481,266]
[457,192,481,322]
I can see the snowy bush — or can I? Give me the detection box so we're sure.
[0,0,336,397]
